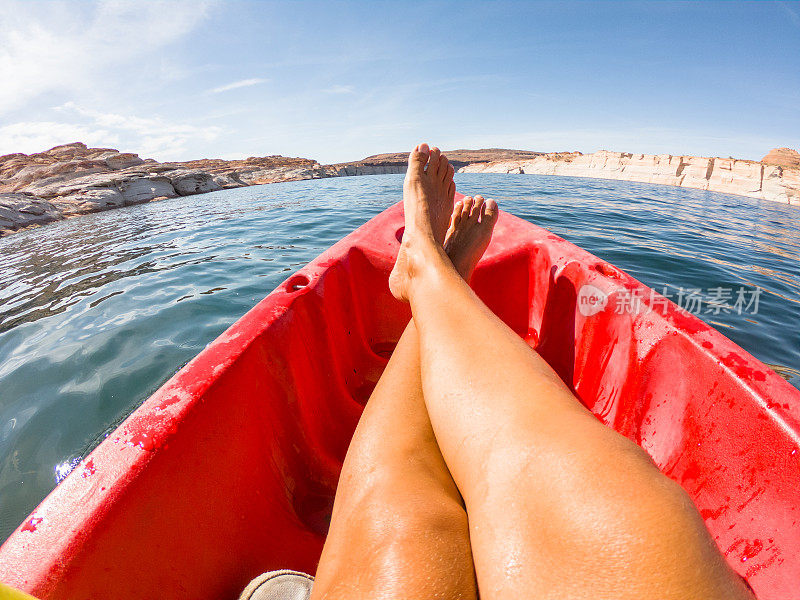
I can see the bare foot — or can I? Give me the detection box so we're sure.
[444,195,499,281]
[401,143,455,243]
[389,144,456,301]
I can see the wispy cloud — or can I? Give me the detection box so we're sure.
[0,0,216,116]
[0,102,222,160]
[0,121,119,156]
[54,102,223,159]
[323,85,355,95]
[209,78,268,94]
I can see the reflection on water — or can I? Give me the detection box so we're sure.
[0,173,798,542]
[764,363,800,383]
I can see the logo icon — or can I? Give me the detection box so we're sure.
[578,284,608,317]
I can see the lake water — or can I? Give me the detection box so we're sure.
[1,173,798,543]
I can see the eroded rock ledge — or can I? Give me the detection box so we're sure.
[327,149,544,176]
[459,149,800,206]
[0,143,328,235]
[1,143,797,236]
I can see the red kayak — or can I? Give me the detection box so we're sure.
[1,201,798,599]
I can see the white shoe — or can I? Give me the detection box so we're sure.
[238,570,314,600]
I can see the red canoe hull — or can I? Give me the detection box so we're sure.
[1,201,798,599]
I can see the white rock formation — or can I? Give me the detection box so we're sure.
[459,151,800,205]
[331,164,407,176]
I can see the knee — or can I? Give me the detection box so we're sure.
[353,481,469,548]
[514,437,705,551]
[473,427,677,524]
[317,479,475,600]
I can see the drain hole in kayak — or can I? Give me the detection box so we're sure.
[395,226,404,243]
[594,262,622,279]
[286,274,310,291]
[525,328,540,349]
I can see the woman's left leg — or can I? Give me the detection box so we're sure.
[310,320,476,600]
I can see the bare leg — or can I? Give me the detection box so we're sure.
[311,148,496,600]
[389,145,754,600]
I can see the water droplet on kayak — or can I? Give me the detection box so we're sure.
[594,262,621,279]
[21,516,43,533]
[81,459,96,478]
[741,540,763,562]
[128,432,156,451]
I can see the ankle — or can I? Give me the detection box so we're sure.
[404,237,456,292]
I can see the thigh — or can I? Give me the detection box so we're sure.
[465,422,754,600]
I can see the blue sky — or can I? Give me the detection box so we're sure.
[0,0,798,163]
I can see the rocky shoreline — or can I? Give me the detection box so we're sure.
[460,149,800,205]
[0,143,334,235]
[1,143,798,236]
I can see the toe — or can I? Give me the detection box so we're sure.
[470,195,485,220]
[461,196,474,220]
[451,200,464,226]
[439,154,450,181]
[408,143,429,174]
[447,179,455,201]
[427,147,441,176]
[444,162,455,184]
[484,198,499,223]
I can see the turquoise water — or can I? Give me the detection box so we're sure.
[1,173,798,543]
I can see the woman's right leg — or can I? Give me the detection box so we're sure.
[389,144,754,600]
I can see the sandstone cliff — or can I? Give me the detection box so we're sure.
[459,150,800,205]
[327,149,543,176]
[0,143,327,234]
[1,143,797,236]
[761,148,800,170]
